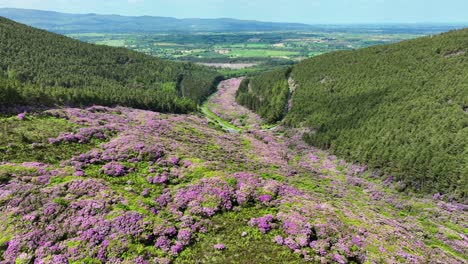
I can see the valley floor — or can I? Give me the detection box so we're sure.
[0,79,466,263]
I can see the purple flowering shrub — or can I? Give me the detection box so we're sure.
[1,166,299,262]
[0,176,125,263]
[1,102,466,263]
[48,127,116,145]
[101,162,127,177]
[214,244,226,250]
[17,112,26,120]
[249,214,275,233]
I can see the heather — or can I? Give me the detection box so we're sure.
[236,29,468,199]
[1,78,466,263]
[0,17,221,113]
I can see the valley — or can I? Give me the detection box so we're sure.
[0,6,467,264]
[1,78,466,263]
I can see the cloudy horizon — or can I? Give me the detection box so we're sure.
[0,0,467,24]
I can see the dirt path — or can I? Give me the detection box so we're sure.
[202,78,264,131]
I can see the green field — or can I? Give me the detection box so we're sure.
[96,39,126,47]
[227,48,299,57]
[68,31,423,75]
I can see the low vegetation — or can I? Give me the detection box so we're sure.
[0,80,465,263]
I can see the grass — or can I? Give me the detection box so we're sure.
[66,31,425,78]
[175,208,303,264]
[96,39,127,47]
[228,48,299,58]
[427,238,467,261]
[200,103,242,133]
[0,114,102,164]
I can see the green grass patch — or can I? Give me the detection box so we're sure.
[228,48,299,58]
[288,174,329,195]
[48,175,81,186]
[0,115,100,164]
[260,173,284,182]
[200,104,241,133]
[96,39,127,47]
[241,138,252,150]
[175,207,303,263]
[427,238,467,261]
[418,218,439,235]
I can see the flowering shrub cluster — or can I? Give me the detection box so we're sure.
[48,127,115,144]
[17,112,26,120]
[101,162,127,177]
[214,244,226,250]
[1,98,466,263]
[249,214,275,233]
[0,164,366,263]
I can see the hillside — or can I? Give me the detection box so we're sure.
[0,79,466,263]
[236,29,468,199]
[0,8,316,33]
[235,68,292,123]
[0,17,222,113]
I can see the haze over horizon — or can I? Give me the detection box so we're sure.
[0,0,467,24]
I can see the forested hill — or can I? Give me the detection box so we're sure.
[0,17,222,113]
[237,29,468,200]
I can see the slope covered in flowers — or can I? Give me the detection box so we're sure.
[0,79,466,263]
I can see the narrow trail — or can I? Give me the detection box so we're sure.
[202,78,265,132]
[202,77,468,263]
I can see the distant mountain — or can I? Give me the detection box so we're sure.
[0,8,466,34]
[237,29,468,199]
[0,8,316,33]
[0,17,221,113]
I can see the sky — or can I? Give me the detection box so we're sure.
[0,0,467,24]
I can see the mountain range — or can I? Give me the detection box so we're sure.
[0,8,316,33]
[0,8,466,34]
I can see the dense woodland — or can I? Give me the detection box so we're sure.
[236,68,291,123]
[0,17,222,113]
[238,29,468,199]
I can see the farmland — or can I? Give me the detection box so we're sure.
[68,31,423,75]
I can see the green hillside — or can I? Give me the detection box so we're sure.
[0,17,222,113]
[237,29,468,199]
[235,68,291,123]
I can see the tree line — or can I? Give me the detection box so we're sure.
[236,67,291,123]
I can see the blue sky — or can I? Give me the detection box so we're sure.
[0,0,467,24]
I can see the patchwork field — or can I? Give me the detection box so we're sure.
[68,31,423,76]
